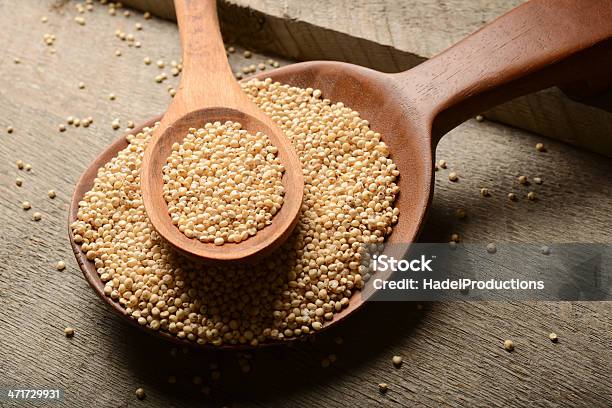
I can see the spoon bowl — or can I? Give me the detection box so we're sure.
[70,0,612,349]
[142,107,304,263]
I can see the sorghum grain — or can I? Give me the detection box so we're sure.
[163,121,285,244]
[71,78,400,346]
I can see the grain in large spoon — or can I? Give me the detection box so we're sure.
[71,0,612,348]
[140,0,304,264]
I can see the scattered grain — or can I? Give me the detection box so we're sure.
[548,332,558,343]
[507,192,517,201]
[527,191,537,201]
[43,34,56,46]
[15,178,23,187]
[475,114,484,122]
[392,355,403,367]
[448,172,459,182]
[378,383,388,393]
[486,243,497,254]
[503,339,514,351]
[480,187,490,197]
[518,175,528,185]
[536,143,546,152]
[540,245,551,255]
[455,208,467,219]
[32,212,42,221]
[135,388,146,400]
[48,190,56,199]
[6,126,14,134]
[56,261,66,270]
[243,50,252,58]
[21,201,31,210]
[64,327,75,338]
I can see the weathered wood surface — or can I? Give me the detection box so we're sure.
[0,1,610,407]
[123,0,612,158]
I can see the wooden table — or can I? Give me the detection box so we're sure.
[0,1,610,407]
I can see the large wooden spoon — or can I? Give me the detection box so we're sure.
[70,0,612,348]
[140,0,304,264]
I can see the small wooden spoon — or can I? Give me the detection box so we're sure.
[70,0,612,348]
[140,0,304,264]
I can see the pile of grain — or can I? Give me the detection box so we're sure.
[71,78,399,346]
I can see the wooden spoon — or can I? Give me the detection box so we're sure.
[70,0,612,348]
[140,0,304,264]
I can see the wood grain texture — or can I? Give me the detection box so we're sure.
[0,1,610,407]
[122,0,612,157]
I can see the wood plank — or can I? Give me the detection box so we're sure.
[122,0,612,157]
[0,1,610,407]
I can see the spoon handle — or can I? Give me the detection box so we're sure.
[396,0,612,141]
[171,0,240,113]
